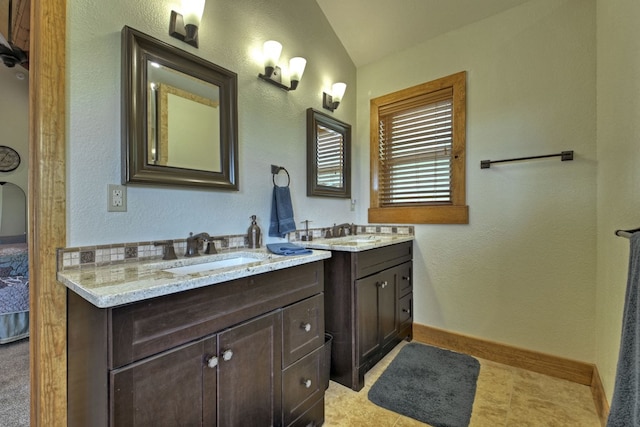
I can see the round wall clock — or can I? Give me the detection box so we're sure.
[0,146,21,172]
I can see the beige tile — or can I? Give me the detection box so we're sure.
[512,369,597,415]
[324,342,601,427]
[324,381,401,426]
[506,393,601,427]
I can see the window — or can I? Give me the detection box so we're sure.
[369,71,468,224]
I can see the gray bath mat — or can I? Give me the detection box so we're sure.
[368,343,480,427]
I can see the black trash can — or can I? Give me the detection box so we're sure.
[322,333,333,390]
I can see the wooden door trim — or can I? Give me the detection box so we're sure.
[29,0,67,425]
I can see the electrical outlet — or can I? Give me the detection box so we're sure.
[108,184,127,212]
[350,199,356,212]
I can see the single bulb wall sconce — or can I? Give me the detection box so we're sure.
[258,40,307,91]
[323,82,347,112]
[169,0,206,48]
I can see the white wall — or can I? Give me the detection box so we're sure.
[0,65,28,193]
[595,0,640,401]
[66,0,356,246]
[357,0,597,361]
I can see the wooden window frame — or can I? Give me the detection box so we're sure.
[369,71,469,224]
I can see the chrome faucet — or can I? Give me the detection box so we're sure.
[185,232,210,257]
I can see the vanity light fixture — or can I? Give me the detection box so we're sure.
[169,0,206,48]
[323,82,347,112]
[258,40,307,91]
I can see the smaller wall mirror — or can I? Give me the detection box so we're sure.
[306,108,351,198]
[122,26,238,189]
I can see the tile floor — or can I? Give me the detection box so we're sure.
[324,341,602,426]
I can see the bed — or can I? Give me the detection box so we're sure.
[0,241,29,344]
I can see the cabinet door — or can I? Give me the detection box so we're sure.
[217,311,283,427]
[111,337,214,427]
[357,270,397,362]
[378,271,397,347]
[356,274,380,362]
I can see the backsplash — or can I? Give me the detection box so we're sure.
[57,225,414,271]
[290,224,414,242]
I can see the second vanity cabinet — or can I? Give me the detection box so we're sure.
[324,240,413,391]
[67,261,326,427]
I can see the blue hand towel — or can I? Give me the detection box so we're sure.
[608,232,640,426]
[269,186,296,238]
[266,243,312,256]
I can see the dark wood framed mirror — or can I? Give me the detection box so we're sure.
[122,26,239,189]
[306,108,351,198]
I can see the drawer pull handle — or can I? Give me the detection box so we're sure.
[301,322,312,332]
[402,276,411,282]
[207,356,218,368]
[302,379,312,388]
[222,349,234,361]
[378,281,388,288]
[402,308,411,315]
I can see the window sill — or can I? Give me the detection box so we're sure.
[368,205,469,224]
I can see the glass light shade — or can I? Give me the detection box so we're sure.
[331,82,347,103]
[263,40,283,68]
[289,57,307,82]
[182,0,206,27]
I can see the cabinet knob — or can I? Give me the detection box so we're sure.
[222,349,234,361]
[402,308,411,315]
[302,379,312,388]
[378,281,388,288]
[402,276,411,282]
[301,322,312,332]
[206,356,218,368]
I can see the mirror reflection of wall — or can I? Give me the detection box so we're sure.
[147,62,222,172]
[0,182,27,243]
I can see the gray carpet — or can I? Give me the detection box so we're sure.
[0,338,29,427]
[368,343,480,427]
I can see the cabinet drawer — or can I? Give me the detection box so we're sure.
[282,347,323,426]
[397,261,412,296]
[356,241,412,279]
[398,292,412,327]
[110,261,323,368]
[283,294,325,367]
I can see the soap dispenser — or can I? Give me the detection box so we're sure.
[247,215,261,249]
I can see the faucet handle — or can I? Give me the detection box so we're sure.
[204,240,217,255]
[153,240,178,260]
[204,237,227,255]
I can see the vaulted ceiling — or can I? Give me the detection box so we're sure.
[315,0,532,67]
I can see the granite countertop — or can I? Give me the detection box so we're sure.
[57,248,331,309]
[300,234,414,252]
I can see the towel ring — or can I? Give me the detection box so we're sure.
[271,165,290,187]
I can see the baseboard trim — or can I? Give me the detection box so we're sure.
[590,365,610,426]
[412,323,609,425]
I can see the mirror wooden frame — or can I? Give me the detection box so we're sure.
[306,108,351,198]
[122,26,239,189]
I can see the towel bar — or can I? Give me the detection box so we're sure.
[481,150,573,169]
[615,228,640,239]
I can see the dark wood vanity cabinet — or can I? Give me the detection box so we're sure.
[68,261,326,427]
[324,241,413,391]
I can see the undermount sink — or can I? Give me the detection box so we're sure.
[163,254,265,275]
[334,235,385,243]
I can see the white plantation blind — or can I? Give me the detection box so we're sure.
[378,88,454,206]
[316,125,344,188]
